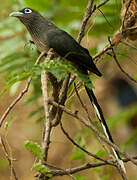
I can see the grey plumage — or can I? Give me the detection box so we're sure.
[10,8,102,76]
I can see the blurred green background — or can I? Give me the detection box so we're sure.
[0,0,137,180]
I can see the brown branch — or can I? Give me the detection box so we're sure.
[77,0,111,44]
[48,99,137,166]
[123,155,137,162]
[42,162,76,180]
[93,42,114,61]
[93,0,136,62]
[74,83,92,123]
[0,51,46,128]
[122,0,132,31]
[77,0,94,43]
[41,49,54,161]
[108,37,137,84]
[43,155,137,177]
[52,74,70,126]
[36,50,54,180]
[0,137,18,180]
[116,164,128,180]
[48,73,63,121]
[49,162,110,176]
[121,40,137,51]
[96,0,110,9]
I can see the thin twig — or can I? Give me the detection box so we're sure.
[52,74,70,126]
[0,51,46,128]
[43,161,76,180]
[48,99,137,166]
[0,137,18,180]
[96,0,110,9]
[122,0,132,31]
[60,121,114,165]
[45,155,137,177]
[123,155,137,162]
[48,162,112,176]
[93,42,113,61]
[74,83,92,123]
[77,0,111,43]
[121,40,137,51]
[48,73,63,120]
[116,163,128,180]
[108,37,137,84]
[77,0,94,43]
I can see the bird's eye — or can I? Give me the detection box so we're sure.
[24,8,32,14]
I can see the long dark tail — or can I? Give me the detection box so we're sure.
[85,85,125,171]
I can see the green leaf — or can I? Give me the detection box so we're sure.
[101,174,110,180]
[4,118,13,131]
[70,133,86,163]
[33,162,52,178]
[107,105,137,129]
[96,149,106,158]
[9,82,21,96]
[27,106,44,119]
[23,140,44,160]
[94,167,101,173]
[39,59,94,89]
[35,115,45,123]
[74,132,86,147]
[74,174,86,180]
[24,0,51,11]
[0,158,8,169]
[70,148,85,162]
[124,128,137,149]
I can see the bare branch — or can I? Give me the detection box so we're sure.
[122,0,132,31]
[49,162,110,176]
[43,161,76,180]
[108,37,137,84]
[48,99,137,166]
[41,49,54,161]
[60,121,114,165]
[121,40,137,51]
[77,0,111,43]
[44,155,137,177]
[74,83,92,123]
[0,137,18,180]
[52,74,70,126]
[77,0,94,43]
[96,0,110,9]
[93,41,115,61]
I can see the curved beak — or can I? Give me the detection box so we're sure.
[9,11,24,17]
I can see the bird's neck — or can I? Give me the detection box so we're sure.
[21,17,51,52]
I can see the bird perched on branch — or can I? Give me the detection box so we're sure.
[10,8,125,172]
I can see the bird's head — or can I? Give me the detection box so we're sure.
[10,8,42,25]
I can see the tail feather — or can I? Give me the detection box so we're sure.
[85,86,126,173]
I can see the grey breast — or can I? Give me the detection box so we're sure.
[31,32,50,53]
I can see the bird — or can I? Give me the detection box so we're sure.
[10,7,125,171]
